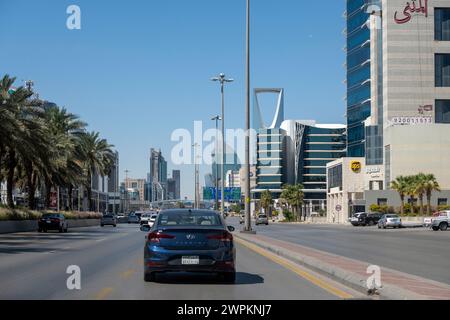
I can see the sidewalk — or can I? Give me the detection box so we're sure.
[235,232,450,300]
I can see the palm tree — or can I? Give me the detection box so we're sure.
[0,75,35,208]
[391,176,408,215]
[422,174,441,216]
[43,106,87,210]
[260,190,273,216]
[280,184,304,222]
[405,175,418,214]
[79,132,115,211]
[413,173,427,216]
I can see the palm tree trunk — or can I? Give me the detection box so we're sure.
[419,194,424,216]
[25,161,36,210]
[68,185,73,211]
[400,195,405,215]
[410,196,415,214]
[44,177,52,209]
[6,150,17,209]
[426,191,432,216]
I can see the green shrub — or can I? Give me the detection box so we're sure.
[282,210,294,222]
[0,208,101,221]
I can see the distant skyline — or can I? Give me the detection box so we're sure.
[0,0,346,199]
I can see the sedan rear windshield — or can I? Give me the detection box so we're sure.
[42,214,62,218]
[158,211,222,227]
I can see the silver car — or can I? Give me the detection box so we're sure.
[128,213,140,224]
[101,214,117,227]
[378,214,402,229]
[256,214,269,226]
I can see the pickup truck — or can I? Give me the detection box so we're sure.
[430,211,450,231]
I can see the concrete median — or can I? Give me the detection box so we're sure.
[0,219,101,234]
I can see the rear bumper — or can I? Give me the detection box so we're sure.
[144,246,236,274]
[38,222,62,229]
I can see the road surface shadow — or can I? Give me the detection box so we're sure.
[0,246,70,254]
[153,272,264,285]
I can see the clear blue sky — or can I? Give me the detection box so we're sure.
[0,0,346,199]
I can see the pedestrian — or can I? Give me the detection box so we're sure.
[332,212,335,224]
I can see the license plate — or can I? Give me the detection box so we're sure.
[46,221,51,224]
[182,256,199,265]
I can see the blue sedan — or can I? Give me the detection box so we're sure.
[142,209,236,283]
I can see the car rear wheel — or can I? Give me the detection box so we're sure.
[144,272,156,282]
[440,223,448,231]
[38,228,42,233]
[432,226,439,231]
[221,272,236,283]
[368,221,375,226]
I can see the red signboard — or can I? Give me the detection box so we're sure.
[394,0,428,24]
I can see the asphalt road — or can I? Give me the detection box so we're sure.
[0,224,359,300]
[228,217,450,285]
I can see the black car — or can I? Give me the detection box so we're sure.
[350,212,382,226]
[38,213,68,233]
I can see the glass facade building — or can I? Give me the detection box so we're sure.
[346,0,381,157]
[255,128,286,194]
[294,123,347,213]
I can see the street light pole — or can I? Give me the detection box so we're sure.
[244,0,254,233]
[192,143,199,209]
[211,115,221,211]
[211,74,233,217]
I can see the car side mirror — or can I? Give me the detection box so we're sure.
[140,225,151,232]
[227,226,235,232]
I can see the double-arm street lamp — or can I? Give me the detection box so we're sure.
[211,74,233,217]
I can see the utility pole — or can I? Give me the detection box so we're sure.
[192,143,200,209]
[211,115,221,211]
[243,0,255,233]
[125,170,130,213]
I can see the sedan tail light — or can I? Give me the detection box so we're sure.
[207,232,233,242]
[148,231,176,243]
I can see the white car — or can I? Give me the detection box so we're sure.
[148,213,158,227]
[140,212,158,227]
[431,211,450,231]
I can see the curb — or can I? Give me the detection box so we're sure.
[234,233,429,300]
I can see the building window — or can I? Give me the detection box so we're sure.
[438,198,448,206]
[327,164,343,191]
[436,100,450,123]
[377,198,388,206]
[435,54,450,87]
[435,8,450,41]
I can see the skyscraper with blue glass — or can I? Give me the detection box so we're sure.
[345,0,381,158]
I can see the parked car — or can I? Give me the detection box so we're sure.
[142,209,236,283]
[256,214,269,226]
[378,214,402,229]
[350,212,383,226]
[128,213,140,224]
[101,214,117,227]
[38,213,68,233]
[431,211,450,231]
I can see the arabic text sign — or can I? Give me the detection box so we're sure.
[394,0,428,24]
